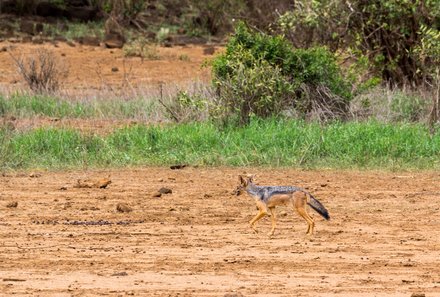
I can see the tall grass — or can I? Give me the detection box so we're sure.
[0,85,211,122]
[0,93,158,120]
[1,84,433,124]
[1,119,439,170]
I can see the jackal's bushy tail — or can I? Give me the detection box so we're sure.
[307,194,330,220]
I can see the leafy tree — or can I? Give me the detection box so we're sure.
[276,0,440,86]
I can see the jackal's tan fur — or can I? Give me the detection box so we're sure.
[235,175,330,236]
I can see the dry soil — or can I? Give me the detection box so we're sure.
[1,167,440,296]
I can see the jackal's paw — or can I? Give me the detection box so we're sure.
[249,225,258,234]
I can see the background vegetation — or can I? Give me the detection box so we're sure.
[1,119,439,170]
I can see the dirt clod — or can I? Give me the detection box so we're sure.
[116,203,132,213]
[170,164,187,170]
[74,178,111,189]
[158,187,172,194]
[95,178,112,189]
[6,201,18,208]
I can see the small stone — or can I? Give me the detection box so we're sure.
[116,203,132,213]
[158,187,172,194]
[6,201,18,208]
[170,164,187,170]
[95,178,111,189]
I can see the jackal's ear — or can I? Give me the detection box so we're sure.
[238,175,245,184]
[248,174,255,182]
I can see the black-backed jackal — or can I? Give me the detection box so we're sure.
[235,175,330,236]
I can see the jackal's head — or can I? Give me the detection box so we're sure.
[233,174,254,196]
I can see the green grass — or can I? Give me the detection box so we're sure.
[43,21,105,41]
[1,119,440,170]
[0,93,157,120]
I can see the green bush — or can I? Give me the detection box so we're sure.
[212,56,295,125]
[211,22,352,125]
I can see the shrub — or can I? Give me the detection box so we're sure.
[123,38,160,60]
[212,56,295,125]
[161,90,208,123]
[10,48,68,94]
[211,22,352,125]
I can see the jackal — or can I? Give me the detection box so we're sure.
[234,175,330,236]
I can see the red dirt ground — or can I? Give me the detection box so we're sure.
[1,167,440,296]
[0,41,439,296]
[0,41,215,91]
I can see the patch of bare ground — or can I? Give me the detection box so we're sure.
[0,117,146,134]
[1,167,439,296]
[0,41,215,90]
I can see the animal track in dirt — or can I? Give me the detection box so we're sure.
[31,219,146,225]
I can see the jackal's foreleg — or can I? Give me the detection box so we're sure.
[249,212,265,233]
[249,200,269,233]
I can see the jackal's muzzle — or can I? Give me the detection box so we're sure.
[232,185,244,196]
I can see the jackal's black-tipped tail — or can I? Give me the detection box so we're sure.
[307,194,330,220]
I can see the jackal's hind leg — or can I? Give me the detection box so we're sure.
[293,192,315,235]
[296,206,315,235]
[269,207,276,236]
